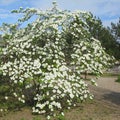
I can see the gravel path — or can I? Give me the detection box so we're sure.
[89,76,120,110]
[96,76,120,92]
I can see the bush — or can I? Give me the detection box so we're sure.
[0,2,114,119]
[116,75,120,83]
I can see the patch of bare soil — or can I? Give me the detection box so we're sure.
[65,76,120,120]
[90,76,120,108]
[96,76,120,92]
[1,76,120,120]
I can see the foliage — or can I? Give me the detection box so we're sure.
[86,14,120,59]
[116,74,120,83]
[110,18,120,59]
[0,2,114,119]
[56,113,66,120]
[111,18,120,40]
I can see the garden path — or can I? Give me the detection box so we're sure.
[89,76,120,110]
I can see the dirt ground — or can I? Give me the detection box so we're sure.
[95,76,120,92]
[1,76,120,120]
[89,76,120,108]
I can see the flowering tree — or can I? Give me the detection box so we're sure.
[0,2,113,119]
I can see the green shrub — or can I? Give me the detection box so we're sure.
[116,75,120,83]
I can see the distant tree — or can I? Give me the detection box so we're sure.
[109,18,120,59]
[111,18,120,41]
[86,14,120,59]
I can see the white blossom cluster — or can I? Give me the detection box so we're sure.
[0,2,114,119]
[71,38,113,75]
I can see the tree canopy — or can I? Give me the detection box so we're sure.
[86,14,120,60]
[0,2,114,119]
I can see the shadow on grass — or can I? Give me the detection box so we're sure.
[103,91,120,106]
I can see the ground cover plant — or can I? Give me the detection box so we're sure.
[0,2,114,119]
[116,74,120,83]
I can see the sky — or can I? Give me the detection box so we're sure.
[0,0,120,27]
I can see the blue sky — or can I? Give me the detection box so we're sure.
[0,0,120,27]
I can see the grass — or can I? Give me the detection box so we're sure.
[82,72,119,79]
[0,99,119,120]
[115,74,120,83]
[102,72,119,77]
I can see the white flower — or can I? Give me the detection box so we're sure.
[34,59,41,67]
[22,95,25,98]
[49,104,53,109]
[41,110,46,113]
[52,89,56,93]
[84,94,87,98]
[51,108,53,111]
[80,96,83,100]
[90,95,93,100]
[0,109,3,112]
[21,99,25,103]
[18,97,21,101]
[50,97,54,101]
[73,104,76,107]
[13,92,17,97]
[32,107,35,112]
[46,92,49,96]
[5,96,8,100]
[47,115,51,120]
[14,80,17,84]
[68,107,70,109]
[70,94,74,99]
[61,112,64,116]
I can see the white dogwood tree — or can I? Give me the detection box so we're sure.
[0,2,114,119]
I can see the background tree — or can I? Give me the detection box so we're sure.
[86,14,120,59]
[110,19,120,60]
[111,18,120,40]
